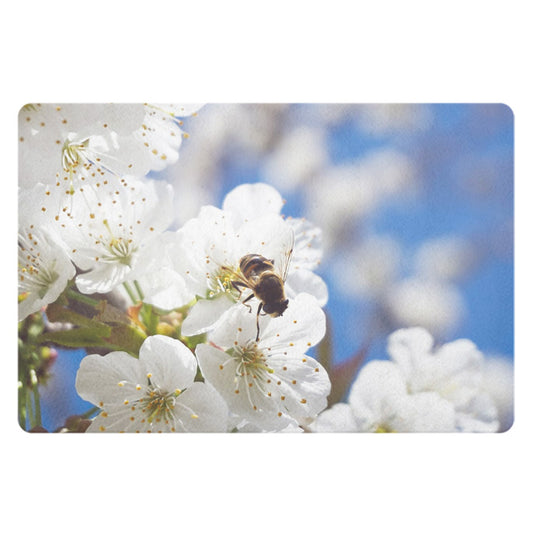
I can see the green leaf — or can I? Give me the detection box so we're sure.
[37,325,113,348]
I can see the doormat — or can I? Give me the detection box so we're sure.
[18,103,514,433]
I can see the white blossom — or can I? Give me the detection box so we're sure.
[313,361,456,432]
[56,178,175,294]
[314,327,498,432]
[195,293,331,431]
[75,335,228,433]
[387,327,499,431]
[18,184,75,320]
[19,103,202,189]
[480,355,514,432]
[172,183,327,336]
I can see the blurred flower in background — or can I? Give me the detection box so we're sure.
[33,103,513,432]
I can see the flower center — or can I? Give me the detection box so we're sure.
[62,138,90,173]
[100,219,137,265]
[138,386,180,424]
[207,266,241,300]
[230,342,274,382]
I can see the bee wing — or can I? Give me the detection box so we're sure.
[274,224,295,282]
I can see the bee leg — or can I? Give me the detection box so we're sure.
[231,280,248,296]
[255,302,263,341]
[241,293,255,313]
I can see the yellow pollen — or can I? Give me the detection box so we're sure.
[191,414,199,419]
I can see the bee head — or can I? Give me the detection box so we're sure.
[263,298,289,317]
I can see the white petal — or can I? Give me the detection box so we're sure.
[236,214,294,264]
[259,293,326,352]
[432,340,483,392]
[173,382,229,432]
[285,269,328,306]
[390,393,457,432]
[266,352,331,424]
[75,352,146,407]
[138,267,193,311]
[196,343,292,431]
[386,327,434,377]
[75,263,131,294]
[86,405,144,433]
[454,392,499,432]
[181,294,235,336]
[285,217,324,270]
[311,403,359,432]
[139,335,197,392]
[222,183,283,225]
[150,103,204,117]
[208,302,259,349]
[347,360,408,431]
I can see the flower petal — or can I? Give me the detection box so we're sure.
[222,183,283,225]
[312,403,359,432]
[386,327,435,378]
[139,335,197,392]
[173,382,229,432]
[285,269,328,306]
[181,294,235,337]
[75,352,146,407]
[259,293,326,352]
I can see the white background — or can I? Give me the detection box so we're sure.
[2,2,530,532]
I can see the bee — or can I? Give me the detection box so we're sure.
[223,228,294,341]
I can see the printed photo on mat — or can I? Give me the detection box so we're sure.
[18,103,514,433]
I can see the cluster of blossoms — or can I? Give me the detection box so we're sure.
[18,104,507,433]
[313,327,500,432]
[18,103,331,432]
